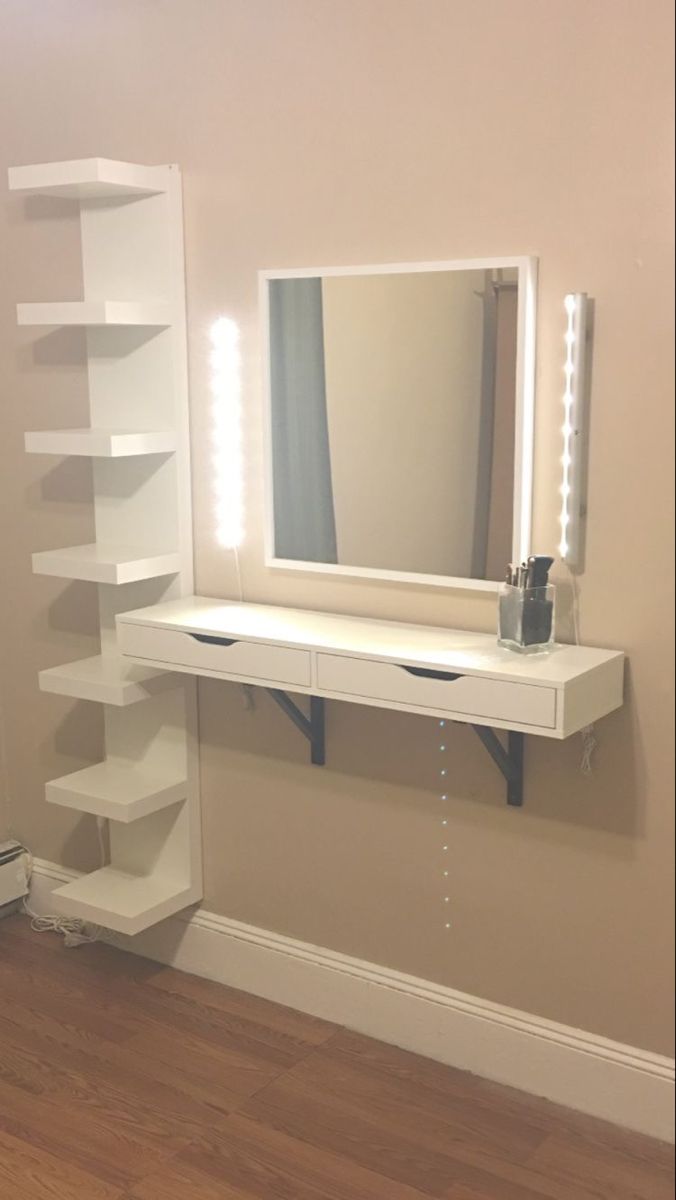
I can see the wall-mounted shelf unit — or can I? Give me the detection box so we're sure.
[118,596,625,807]
[25,429,178,457]
[8,157,169,198]
[16,301,171,327]
[49,866,195,936]
[32,543,181,584]
[38,654,181,706]
[10,156,202,934]
[46,761,187,823]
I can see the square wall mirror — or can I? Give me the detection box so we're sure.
[261,256,537,591]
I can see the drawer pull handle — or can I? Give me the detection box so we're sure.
[189,633,238,647]
[400,666,462,682]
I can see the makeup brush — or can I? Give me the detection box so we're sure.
[527,555,555,589]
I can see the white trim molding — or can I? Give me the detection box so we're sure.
[29,858,674,1144]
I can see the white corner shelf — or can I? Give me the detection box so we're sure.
[51,867,198,936]
[25,429,177,458]
[8,158,169,199]
[38,654,181,706]
[32,544,181,585]
[46,761,187,823]
[13,153,202,937]
[16,301,171,327]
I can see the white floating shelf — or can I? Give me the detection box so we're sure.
[8,158,169,199]
[25,429,177,458]
[16,301,171,327]
[46,761,186,823]
[39,654,181,706]
[32,544,180,585]
[52,867,197,936]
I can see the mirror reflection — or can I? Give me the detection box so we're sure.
[267,265,520,581]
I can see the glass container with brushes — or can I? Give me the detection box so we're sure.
[498,556,555,653]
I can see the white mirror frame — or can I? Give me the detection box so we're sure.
[260,255,537,592]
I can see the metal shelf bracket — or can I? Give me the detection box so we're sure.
[471,725,524,806]
[266,690,326,765]
[264,691,523,802]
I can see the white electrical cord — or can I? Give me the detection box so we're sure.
[18,819,106,949]
[564,564,597,774]
[233,545,244,603]
[22,901,102,948]
[232,545,256,713]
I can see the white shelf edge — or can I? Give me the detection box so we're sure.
[8,158,170,198]
[16,301,171,327]
[52,868,198,936]
[46,761,187,823]
[25,429,177,458]
[38,654,182,706]
[32,544,181,585]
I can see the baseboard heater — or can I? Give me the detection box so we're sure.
[0,840,29,916]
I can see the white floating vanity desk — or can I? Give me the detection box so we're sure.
[117,596,624,807]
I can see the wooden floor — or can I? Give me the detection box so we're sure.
[0,915,672,1200]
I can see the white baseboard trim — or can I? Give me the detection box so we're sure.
[29,858,674,1143]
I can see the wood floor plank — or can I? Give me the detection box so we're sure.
[278,1037,548,1166]
[0,1134,121,1200]
[147,958,338,1047]
[525,1133,675,1200]
[0,1011,235,1132]
[0,1128,124,1200]
[122,1023,287,1109]
[0,969,257,1116]
[241,1045,672,1200]
[0,940,149,1039]
[124,1156,257,1200]
[241,1071,494,1195]
[324,1030,676,1173]
[0,1076,179,1191]
[0,957,139,1044]
[240,1048,548,1195]
[176,1112,434,1199]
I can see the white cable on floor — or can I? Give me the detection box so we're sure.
[17,820,106,949]
[21,899,102,947]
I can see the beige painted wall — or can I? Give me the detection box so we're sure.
[0,0,673,1056]
[322,270,485,576]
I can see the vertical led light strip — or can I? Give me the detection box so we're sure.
[438,719,451,929]
[210,317,244,549]
[559,293,588,569]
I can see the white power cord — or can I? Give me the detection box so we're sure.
[22,901,102,948]
[564,564,597,774]
[19,818,106,949]
[233,545,244,603]
[232,545,256,713]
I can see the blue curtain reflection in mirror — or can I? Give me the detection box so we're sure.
[269,278,338,563]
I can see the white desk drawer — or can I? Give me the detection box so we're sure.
[119,623,311,688]
[317,653,557,728]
